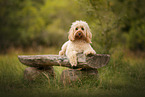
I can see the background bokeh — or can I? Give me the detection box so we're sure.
[0,0,145,53]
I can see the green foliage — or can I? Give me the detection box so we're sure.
[0,0,85,52]
[78,0,145,52]
[111,0,145,51]
[127,20,145,51]
[75,0,122,54]
[0,0,145,52]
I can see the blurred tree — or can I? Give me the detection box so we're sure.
[1,0,144,53]
[79,0,145,53]
[0,0,24,50]
[0,0,85,52]
[78,0,121,54]
[16,0,45,47]
[111,0,145,51]
[0,0,45,50]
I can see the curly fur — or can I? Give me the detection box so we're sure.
[59,20,96,66]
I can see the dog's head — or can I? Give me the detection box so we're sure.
[68,20,92,43]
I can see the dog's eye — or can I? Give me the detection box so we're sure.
[76,28,78,30]
[81,27,84,30]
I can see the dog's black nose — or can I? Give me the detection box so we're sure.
[78,32,81,36]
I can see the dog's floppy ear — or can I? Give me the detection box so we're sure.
[86,28,92,43]
[68,28,75,41]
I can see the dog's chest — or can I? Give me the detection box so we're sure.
[69,41,87,52]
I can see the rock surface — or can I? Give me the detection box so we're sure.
[24,66,55,81]
[60,69,98,85]
[18,54,110,82]
[18,54,110,69]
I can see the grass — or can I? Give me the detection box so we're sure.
[0,48,145,97]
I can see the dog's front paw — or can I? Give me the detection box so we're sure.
[59,50,65,56]
[69,60,77,67]
[84,50,96,56]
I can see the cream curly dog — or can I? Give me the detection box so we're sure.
[59,20,96,66]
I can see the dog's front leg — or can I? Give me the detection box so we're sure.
[84,45,96,56]
[66,51,77,66]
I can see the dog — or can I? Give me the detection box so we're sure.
[59,20,96,66]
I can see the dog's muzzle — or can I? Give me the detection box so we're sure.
[75,31,83,38]
[78,32,82,36]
